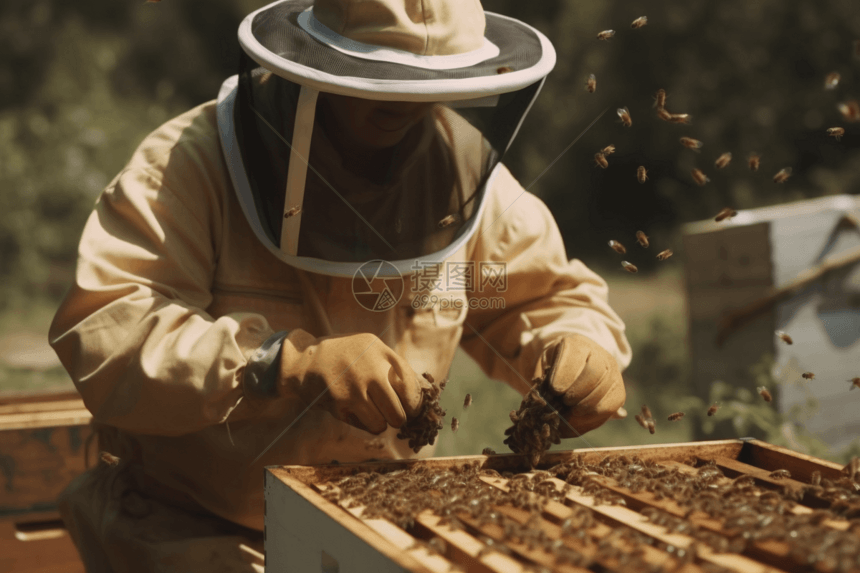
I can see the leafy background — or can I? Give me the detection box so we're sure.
[1,0,859,462]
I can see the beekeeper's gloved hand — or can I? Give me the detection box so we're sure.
[537,334,627,439]
[275,330,424,434]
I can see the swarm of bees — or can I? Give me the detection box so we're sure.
[395,372,447,453]
[502,368,565,467]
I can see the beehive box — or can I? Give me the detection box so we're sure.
[264,439,860,572]
[683,194,860,451]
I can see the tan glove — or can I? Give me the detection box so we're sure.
[538,334,627,438]
[278,329,424,434]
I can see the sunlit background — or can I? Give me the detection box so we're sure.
[1,0,859,462]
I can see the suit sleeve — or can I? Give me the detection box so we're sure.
[49,152,276,436]
[460,165,632,394]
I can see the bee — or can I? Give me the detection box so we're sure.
[438,214,459,229]
[837,100,860,122]
[100,451,121,467]
[597,29,616,40]
[654,89,667,109]
[449,417,459,432]
[748,153,761,171]
[482,447,496,455]
[601,144,616,155]
[691,168,709,186]
[656,107,673,122]
[680,137,704,151]
[463,394,472,408]
[617,107,632,127]
[827,127,845,141]
[621,261,638,273]
[636,230,649,248]
[775,330,793,345]
[668,113,692,124]
[801,372,815,380]
[635,414,649,429]
[849,377,860,390]
[769,469,791,480]
[631,16,648,29]
[714,207,738,222]
[824,72,841,90]
[594,152,609,169]
[773,167,792,183]
[646,420,656,434]
[667,412,685,422]
[656,249,673,261]
[641,404,653,419]
[637,165,648,183]
[496,66,513,74]
[714,152,732,169]
[608,240,627,254]
[707,402,720,416]
[586,74,597,93]
[283,205,302,219]
[757,386,773,402]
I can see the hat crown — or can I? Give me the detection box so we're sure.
[312,0,486,56]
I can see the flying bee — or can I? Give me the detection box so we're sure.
[283,205,302,219]
[637,165,648,183]
[646,420,656,434]
[775,330,793,345]
[451,417,459,432]
[100,451,121,467]
[597,29,616,40]
[837,100,860,122]
[636,231,649,248]
[773,168,792,183]
[680,137,704,151]
[641,404,653,419]
[617,107,632,127]
[631,16,648,28]
[654,89,667,109]
[656,249,673,261]
[748,153,761,171]
[691,168,710,186]
[657,107,673,121]
[668,113,692,124]
[827,127,845,141]
[851,377,860,390]
[621,261,638,273]
[707,402,720,416]
[438,214,459,228]
[608,240,627,254]
[463,394,472,409]
[635,414,649,429]
[601,144,616,156]
[586,74,597,93]
[714,152,732,169]
[802,372,815,380]
[714,207,738,222]
[757,386,773,402]
[824,72,841,90]
[594,152,609,169]
[667,412,685,422]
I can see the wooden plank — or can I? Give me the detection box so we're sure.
[709,456,832,509]
[479,475,792,573]
[740,439,845,481]
[0,409,92,431]
[0,390,82,407]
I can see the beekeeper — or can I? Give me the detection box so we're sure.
[49,0,632,570]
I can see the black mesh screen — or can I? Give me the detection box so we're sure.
[250,0,543,81]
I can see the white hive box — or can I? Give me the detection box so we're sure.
[683,195,860,452]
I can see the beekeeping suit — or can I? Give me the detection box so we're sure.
[49,0,632,570]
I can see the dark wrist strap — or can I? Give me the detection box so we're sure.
[243,330,289,401]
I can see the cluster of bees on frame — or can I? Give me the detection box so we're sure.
[320,453,860,571]
[585,18,860,434]
[588,18,859,275]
